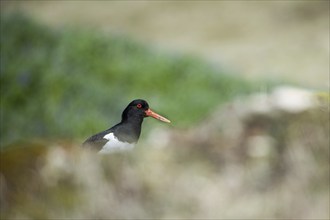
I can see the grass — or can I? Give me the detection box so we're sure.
[0,12,258,147]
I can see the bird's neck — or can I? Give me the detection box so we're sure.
[115,116,144,143]
[121,113,144,126]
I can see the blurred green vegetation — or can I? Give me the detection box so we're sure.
[1,12,259,147]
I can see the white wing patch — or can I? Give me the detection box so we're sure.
[99,133,135,154]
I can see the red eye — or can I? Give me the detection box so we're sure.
[137,104,142,109]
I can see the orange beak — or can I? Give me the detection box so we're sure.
[145,109,171,123]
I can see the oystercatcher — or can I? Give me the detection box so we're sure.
[83,99,170,153]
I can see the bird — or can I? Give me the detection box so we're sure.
[83,99,171,153]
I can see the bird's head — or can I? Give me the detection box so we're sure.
[123,99,171,123]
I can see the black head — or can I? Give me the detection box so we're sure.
[121,99,149,122]
[128,99,149,111]
[121,99,170,123]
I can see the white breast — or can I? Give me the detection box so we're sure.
[99,133,135,154]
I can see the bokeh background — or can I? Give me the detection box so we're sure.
[0,1,329,219]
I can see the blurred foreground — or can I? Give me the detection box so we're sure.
[1,88,328,219]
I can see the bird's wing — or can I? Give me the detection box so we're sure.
[82,131,110,152]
